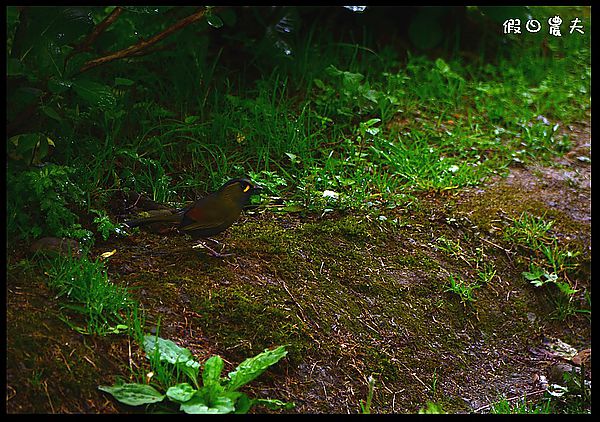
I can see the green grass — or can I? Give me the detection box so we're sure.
[477,262,497,284]
[489,396,551,414]
[489,381,591,414]
[445,274,480,306]
[503,211,586,320]
[504,212,581,279]
[359,375,376,414]
[44,255,139,336]
[58,13,587,214]
[503,212,554,249]
[419,401,445,414]
[8,7,591,227]
[436,236,463,257]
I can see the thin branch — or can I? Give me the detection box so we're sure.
[78,7,217,74]
[64,7,124,71]
[81,6,124,52]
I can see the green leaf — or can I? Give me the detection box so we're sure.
[363,89,380,103]
[556,281,578,296]
[207,14,224,29]
[114,77,135,86]
[184,115,199,124]
[522,271,541,281]
[41,106,62,122]
[313,78,326,90]
[233,393,254,414]
[9,133,55,164]
[528,278,545,287]
[363,118,381,128]
[22,7,93,50]
[36,136,54,162]
[11,133,40,155]
[179,391,235,414]
[226,345,288,391]
[106,324,129,334]
[435,58,465,81]
[52,7,94,46]
[143,335,200,369]
[325,64,343,77]
[202,355,224,388]
[166,383,196,403]
[342,70,364,91]
[419,401,445,414]
[48,78,72,94]
[98,383,165,406]
[201,383,227,406]
[72,78,116,110]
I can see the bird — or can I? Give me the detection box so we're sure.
[124,178,261,257]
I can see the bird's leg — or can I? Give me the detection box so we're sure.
[206,237,226,251]
[192,238,232,258]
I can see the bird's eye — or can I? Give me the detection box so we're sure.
[243,184,251,193]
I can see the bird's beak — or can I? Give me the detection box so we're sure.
[251,184,263,194]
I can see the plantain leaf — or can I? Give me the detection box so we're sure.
[166,383,196,403]
[143,335,200,369]
[179,391,235,414]
[202,355,224,388]
[98,383,165,406]
[226,345,287,392]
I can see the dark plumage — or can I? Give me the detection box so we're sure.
[125,178,260,256]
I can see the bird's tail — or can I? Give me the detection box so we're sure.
[124,211,182,228]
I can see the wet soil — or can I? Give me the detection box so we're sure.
[6,120,590,413]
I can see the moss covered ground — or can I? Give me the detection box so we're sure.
[6,121,590,413]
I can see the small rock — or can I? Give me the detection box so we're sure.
[542,336,578,360]
[30,237,81,257]
[576,156,591,163]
